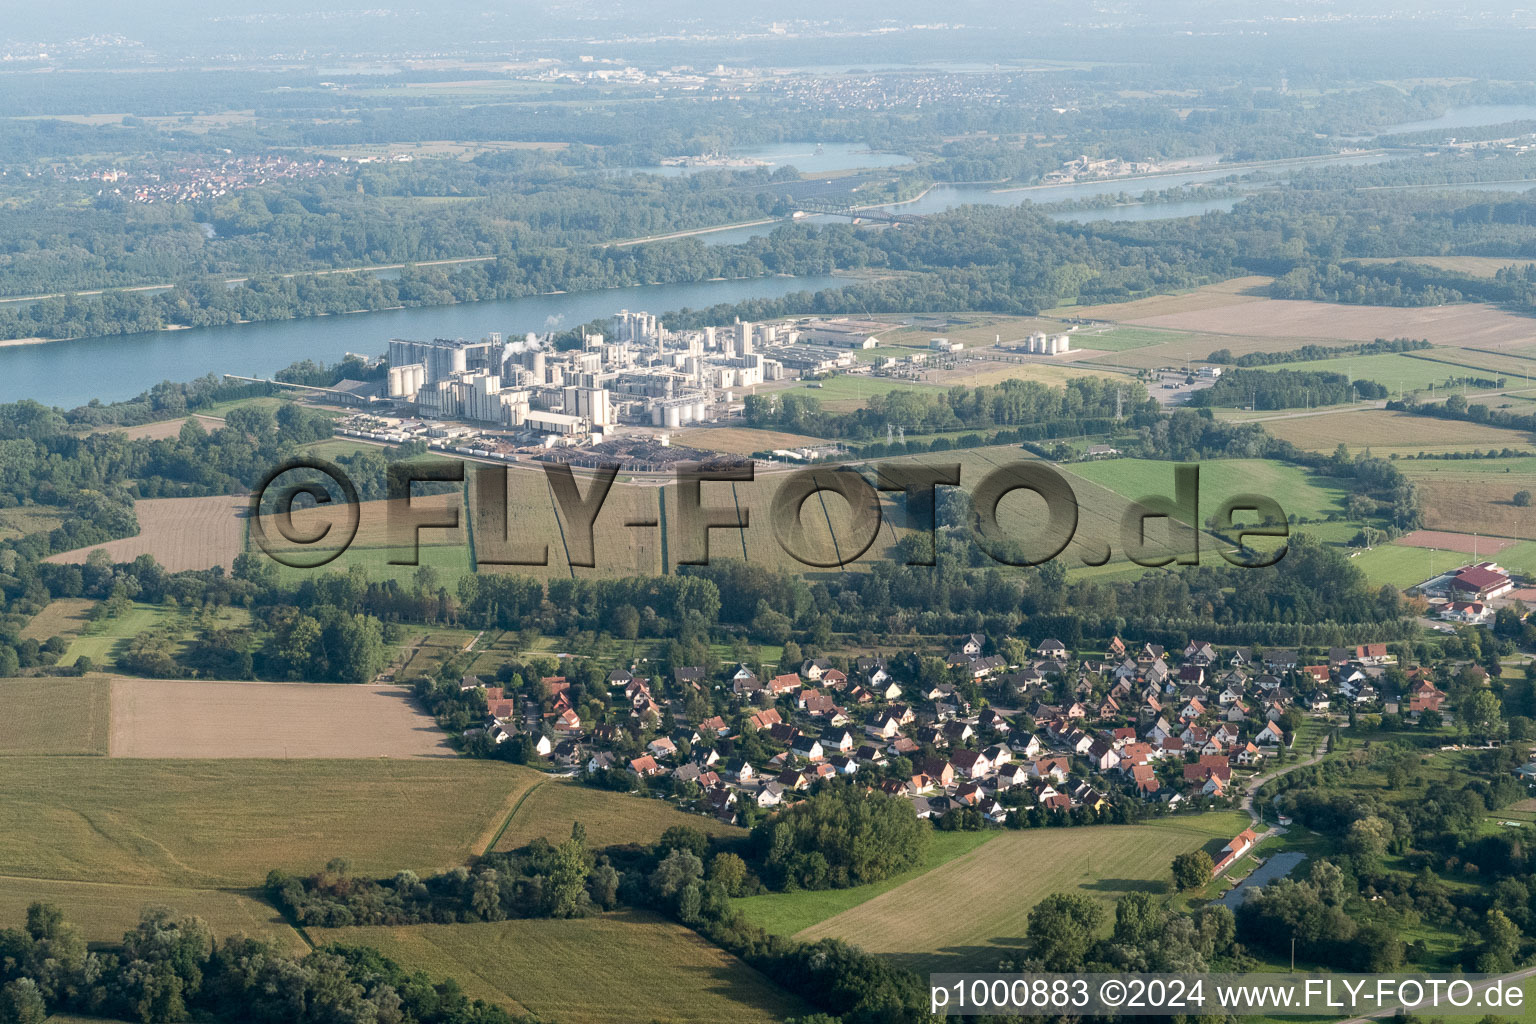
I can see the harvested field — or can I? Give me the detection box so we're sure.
[1412,478,1536,539]
[1261,409,1534,454]
[85,414,224,441]
[47,495,245,571]
[1124,298,1536,351]
[0,677,110,755]
[1398,530,1515,554]
[491,779,743,853]
[1052,276,1274,321]
[0,757,541,887]
[796,814,1249,972]
[259,492,466,553]
[322,910,810,1024]
[671,426,829,454]
[19,597,95,642]
[0,875,306,952]
[108,679,455,759]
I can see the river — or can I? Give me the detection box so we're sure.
[1381,104,1536,136]
[0,274,842,409]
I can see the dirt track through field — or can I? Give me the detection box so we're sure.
[108,678,455,758]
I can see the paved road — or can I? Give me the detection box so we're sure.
[1333,965,1536,1024]
[1240,736,1328,823]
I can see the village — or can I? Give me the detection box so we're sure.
[447,565,1532,836]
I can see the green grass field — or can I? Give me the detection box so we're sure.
[1065,458,1351,523]
[321,910,811,1024]
[491,780,744,854]
[61,603,252,668]
[733,828,998,937]
[0,757,542,888]
[1068,325,1194,353]
[791,813,1251,972]
[1266,351,1488,394]
[0,875,306,952]
[273,542,474,587]
[0,677,110,755]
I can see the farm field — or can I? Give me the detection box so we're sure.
[1395,455,1536,537]
[732,828,998,937]
[1264,351,1500,394]
[107,679,455,758]
[322,910,811,1024]
[259,492,466,554]
[792,816,1247,970]
[1122,296,1536,351]
[490,779,744,854]
[82,413,225,441]
[0,677,110,755]
[1260,409,1535,454]
[0,875,306,952]
[272,540,474,587]
[1065,457,1351,524]
[1051,275,1274,321]
[319,914,811,1024]
[0,757,541,888]
[1064,324,1194,353]
[671,426,829,453]
[795,813,1251,972]
[19,597,95,642]
[922,359,1128,390]
[46,495,246,572]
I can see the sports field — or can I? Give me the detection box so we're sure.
[1352,538,1536,589]
[794,813,1250,972]
[0,757,540,888]
[0,677,110,755]
[490,779,744,853]
[46,495,246,572]
[322,910,811,1024]
[107,679,454,758]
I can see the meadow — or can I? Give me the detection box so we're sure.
[61,602,251,668]
[1264,351,1498,394]
[321,910,811,1024]
[0,677,110,755]
[792,813,1251,972]
[1065,457,1351,523]
[0,757,541,888]
[19,597,95,642]
[490,779,744,853]
[732,828,998,937]
[0,875,306,952]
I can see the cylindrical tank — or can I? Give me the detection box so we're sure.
[665,405,682,429]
